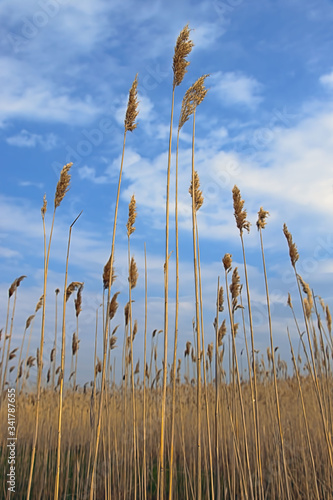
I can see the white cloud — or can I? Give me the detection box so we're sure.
[78,165,109,184]
[191,22,225,49]
[211,71,263,108]
[6,129,59,150]
[319,70,333,89]
[0,58,101,125]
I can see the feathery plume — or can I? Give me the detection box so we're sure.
[207,343,214,364]
[256,207,269,230]
[326,305,332,334]
[109,336,117,350]
[133,319,138,340]
[109,292,120,320]
[72,332,79,356]
[9,275,26,298]
[283,224,299,267]
[9,348,18,360]
[103,256,116,290]
[217,286,224,312]
[297,275,313,317]
[126,194,137,237]
[129,257,138,289]
[25,315,35,330]
[232,185,250,234]
[41,194,47,217]
[178,74,209,130]
[218,320,227,346]
[54,163,72,209]
[124,74,139,132]
[173,24,194,88]
[184,341,191,357]
[66,282,83,302]
[230,267,241,313]
[222,253,232,272]
[35,295,44,313]
[124,302,130,326]
[189,170,204,211]
[74,284,84,317]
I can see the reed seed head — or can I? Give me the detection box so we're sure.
[134,360,140,375]
[133,319,138,340]
[72,332,79,356]
[173,24,194,88]
[9,275,26,298]
[283,224,299,267]
[184,341,191,357]
[125,74,139,132]
[25,314,35,330]
[178,74,209,130]
[50,348,55,362]
[109,292,120,320]
[217,286,224,312]
[326,305,332,334]
[232,186,250,234]
[35,295,43,313]
[74,284,83,317]
[54,163,72,209]
[126,194,137,237]
[218,320,227,346]
[110,336,117,350]
[298,275,313,317]
[207,343,213,364]
[222,253,232,272]
[256,207,270,230]
[124,302,130,326]
[41,194,47,217]
[287,293,292,309]
[129,257,138,289]
[230,267,241,313]
[66,282,83,302]
[189,170,204,211]
[9,348,18,360]
[103,256,116,290]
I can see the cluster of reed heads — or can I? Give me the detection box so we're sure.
[0,24,333,500]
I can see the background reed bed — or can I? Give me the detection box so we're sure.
[0,24,332,500]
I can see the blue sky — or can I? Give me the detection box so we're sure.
[1,0,333,384]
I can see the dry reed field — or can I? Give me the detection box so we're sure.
[1,25,333,500]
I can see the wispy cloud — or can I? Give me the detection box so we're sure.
[211,71,264,108]
[319,70,333,89]
[6,129,59,150]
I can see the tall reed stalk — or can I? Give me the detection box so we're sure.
[1,276,26,392]
[54,215,82,500]
[126,194,138,500]
[283,224,333,467]
[232,185,263,499]
[27,163,72,500]
[160,25,193,499]
[90,75,138,500]
[257,208,291,500]
[187,76,208,500]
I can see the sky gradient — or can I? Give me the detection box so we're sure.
[1,0,333,384]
